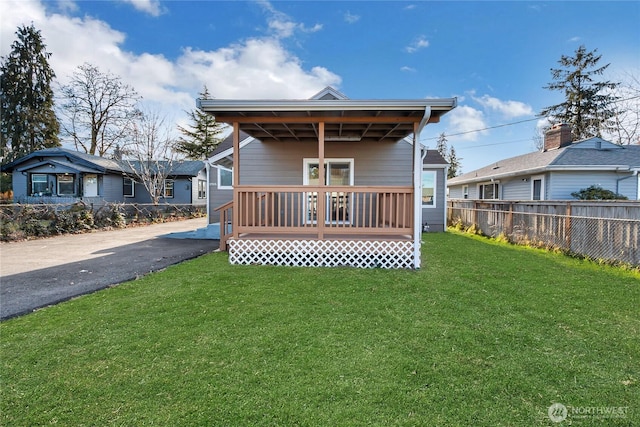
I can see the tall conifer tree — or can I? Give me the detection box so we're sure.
[540,45,620,141]
[176,86,226,159]
[1,24,60,163]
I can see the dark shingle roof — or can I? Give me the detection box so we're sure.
[449,138,640,185]
[423,150,449,165]
[1,147,204,176]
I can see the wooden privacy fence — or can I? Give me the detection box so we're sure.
[448,200,640,266]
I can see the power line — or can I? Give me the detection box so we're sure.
[421,94,640,142]
[455,138,533,150]
[421,117,540,141]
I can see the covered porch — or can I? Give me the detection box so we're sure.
[200,91,456,268]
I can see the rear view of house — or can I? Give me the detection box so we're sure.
[201,87,456,269]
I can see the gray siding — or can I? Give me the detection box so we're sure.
[548,171,621,200]
[103,175,124,202]
[421,167,447,232]
[11,171,27,199]
[502,178,531,200]
[240,140,413,186]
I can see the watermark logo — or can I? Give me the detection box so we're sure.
[548,403,629,423]
[548,403,568,423]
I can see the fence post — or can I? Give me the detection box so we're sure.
[506,202,514,236]
[565,202,572,250]
[472,201,478,227]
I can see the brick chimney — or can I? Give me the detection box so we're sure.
[543,123,572,151]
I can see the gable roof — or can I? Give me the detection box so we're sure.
[197,87,456,145]
[448,137,640,185]
[125,160,205,177]
[1,147,204,177]
[1,147,123,173]
[423,150,449,166]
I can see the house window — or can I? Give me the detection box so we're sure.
[479,182,500,200]
[198,179,206,199]
[31,174,48,195]
[123,177,135,197]
[422,170,436,208]
[163,179,174,198]
[462,185,469,199]
[303,158,354,224]
[57,174,75,196]
[218,167,233,189]
[531,175,544,200]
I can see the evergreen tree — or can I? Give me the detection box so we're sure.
[446,146,462,179]
[434,133,462,178]
[176,86,226,159]
[540,45,620,141]
[435,133,448,159]
[1,24,60,164]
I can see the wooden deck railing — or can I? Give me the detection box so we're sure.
[213,199,234,250]
[232,185,413,239]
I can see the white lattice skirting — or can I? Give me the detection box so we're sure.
[228,238,415,269]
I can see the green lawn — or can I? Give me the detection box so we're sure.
[1,231,638,426]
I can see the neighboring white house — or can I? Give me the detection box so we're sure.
[448,124,640,201]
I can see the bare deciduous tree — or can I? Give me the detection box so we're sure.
[58,63,141,157]
[123,109,178,205]
[608,71,640,145]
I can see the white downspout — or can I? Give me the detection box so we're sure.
[413,107,431,269]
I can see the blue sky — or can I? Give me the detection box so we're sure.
[1,0,639,172]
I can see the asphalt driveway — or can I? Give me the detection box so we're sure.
[0,218,219,320]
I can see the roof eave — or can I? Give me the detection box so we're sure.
[197,98,457,112]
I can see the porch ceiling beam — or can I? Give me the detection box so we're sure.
[253,123,281,142]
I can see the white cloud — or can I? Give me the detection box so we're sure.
[178,39,340,99]
[120,0,165,17]
[446,105,488,141]
[400,66,416,73]
[258,0,322,39]
[1,0,341,143]
[405,36,429,53]
[344,11,360,24]
[472,94,534,119]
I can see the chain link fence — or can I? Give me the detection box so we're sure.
[0,202,206,241]
[448,200,640,267]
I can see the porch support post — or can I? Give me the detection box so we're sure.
[232,122,240,239]
[318,121,325,239]
[413,107,431,269]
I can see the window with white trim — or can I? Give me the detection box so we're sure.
[422,170,436,208]
[123,177,135,197]
[163,179,174,198]
[531,175,544,200]
[218,167,233,189]
[479,182,500,200]
[198,179,206,199]
[57,174,75,196]
[31,174,48,195]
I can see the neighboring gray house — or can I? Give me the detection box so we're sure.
[2,147,206,205]
[448,124,640,201]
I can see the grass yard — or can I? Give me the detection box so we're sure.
[1,231,638,426]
